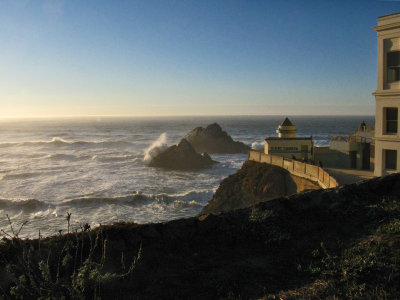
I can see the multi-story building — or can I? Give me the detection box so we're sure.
[373,13,400,176]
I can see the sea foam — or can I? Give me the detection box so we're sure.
[251,141,264,150]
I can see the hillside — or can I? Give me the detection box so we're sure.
[1,170,400,299]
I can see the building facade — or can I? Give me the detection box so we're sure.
[264,118,313,160]
[373,13,400,176]
[314,122,374,169]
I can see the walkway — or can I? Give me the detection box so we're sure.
[325,168,374,185]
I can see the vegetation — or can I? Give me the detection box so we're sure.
[0,216,141,299]
[1,171,400,299]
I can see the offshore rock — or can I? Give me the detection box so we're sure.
[201,160,320,214]
[148,138,217,170]
[184,123,250,154]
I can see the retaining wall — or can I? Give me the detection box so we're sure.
[248,150,339,189]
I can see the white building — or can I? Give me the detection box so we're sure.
[373,13,400,176]
[264,118,313,160]
[317,122,374,169]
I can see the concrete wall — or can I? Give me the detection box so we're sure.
[294,161,305,173]
[248,150,339,189]
[313,147,351,169]
[283,159,292,170]
[260,153,271,164]
[249,150,261,161]
[306,164,319,178]
[271,155,284,167]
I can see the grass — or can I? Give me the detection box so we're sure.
[0,214,142,299]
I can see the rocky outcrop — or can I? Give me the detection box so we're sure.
[148,139,217,170]
[3,173,400,299]
[201,160,320,214]
[184,123,250,154]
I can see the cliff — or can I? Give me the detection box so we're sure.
[2,173,400,299]
[202,160,320,214]
[148,138,217,170]
[184,123,251,154]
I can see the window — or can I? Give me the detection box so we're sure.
[385,149,397,170]
[387,51,400,82]
[385,107,398,134]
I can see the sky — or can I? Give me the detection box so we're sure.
[0,0,399,118]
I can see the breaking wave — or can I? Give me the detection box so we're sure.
[0,138,134,149]
[92,154,141,163]
[61,190,207,207]
[0,189,209,214]
[61,194,152,206]
[251,141,264,150]
[0,199,52,212]
[143,133,168,163]
[1,172,42,180]
[46,153,89,162]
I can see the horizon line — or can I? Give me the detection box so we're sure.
[0,113,375,120]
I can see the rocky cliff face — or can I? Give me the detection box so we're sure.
[148,138,217,170]
[184,123,250,154]
[201,160,320,214]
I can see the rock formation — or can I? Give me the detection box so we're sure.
[201,160,320,214]
[148,138,217,170]
[184,123,250,154]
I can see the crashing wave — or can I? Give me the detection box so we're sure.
[91,154,141,163]
[1,138,134,149]
[143,133,168,163]
[0,199,51,212]
[1,172,42,180]
[251,141,264,150]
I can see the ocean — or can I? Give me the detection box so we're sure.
[0,115,374,238]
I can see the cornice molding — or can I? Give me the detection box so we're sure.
[373,23,400,32]
[374,136,400,142]
[373,90,400,97]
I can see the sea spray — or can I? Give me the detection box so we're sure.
[143,133,168,162]
[251,141,264,150]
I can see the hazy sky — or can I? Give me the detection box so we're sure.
[0,0,399,117]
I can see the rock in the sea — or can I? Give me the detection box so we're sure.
[184,123,250,154]
[148,138,217,170]
[201,160,320,214]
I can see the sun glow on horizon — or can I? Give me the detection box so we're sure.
[0,1,394,118]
